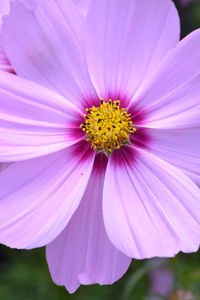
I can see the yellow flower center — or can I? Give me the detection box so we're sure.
[80,98,136,153]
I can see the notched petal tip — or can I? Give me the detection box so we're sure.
[46,152,130,293]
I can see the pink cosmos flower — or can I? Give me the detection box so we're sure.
[0,0,200,294]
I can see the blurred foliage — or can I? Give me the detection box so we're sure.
[174,0,200,37]
[1,1,200,299]
[1,246,200,299]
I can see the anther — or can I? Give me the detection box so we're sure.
[80,98,136,153]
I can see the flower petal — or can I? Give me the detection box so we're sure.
[103,146,200,258]
[46,153,131,293]
[0,42,13,73]
[129,30,200,129]
[0,41,14,73]
[0,0,9,25]
[0,141,95,249]
[147,127,200,185]
[0,0,13,73]
[0,163,10,172]
[0,72,83,162]
[0,26,11,169]
[85,0,180,101]
[73,0,90,16]
[3,0,96,108]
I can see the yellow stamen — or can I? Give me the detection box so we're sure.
[80,99,136,153]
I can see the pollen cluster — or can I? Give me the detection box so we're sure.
[80,98,136,153]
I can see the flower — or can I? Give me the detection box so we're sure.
[0,0,200,293]
[148,260,174,298]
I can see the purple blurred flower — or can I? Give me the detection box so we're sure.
[0,0,200,293]
[179,0,196,7]
[149,265,174,297]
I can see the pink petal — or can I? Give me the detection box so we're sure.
[73,0,90,16]
[0,62,13,72]
[0,40,13,74]
[85,0,180,101]
[148,127,200,185]
[0,142,95,249]
[103,146,200,259]
[46,153,131,293]
[2,0,96,109]
[0,0,13,73]
[0,42,13,74]
[130,30,200,129]
[0,72,83,162]
[0,163,10,172]
[0,0,10,25]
